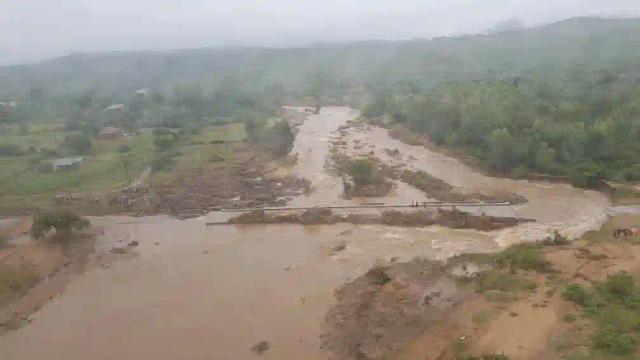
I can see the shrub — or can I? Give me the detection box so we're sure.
[496,245,552,272]
[0,143,23,157]
[563,313,577,322]
[477,270,537,293]
[602,273,634,300]
[118,144,131,153]
[348,158,374,187]
[563,284,591,306]
[63,133,92,155]
[31,210,90,241]
[592,327,636,355]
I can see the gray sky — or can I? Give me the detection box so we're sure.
[1,0,640,65]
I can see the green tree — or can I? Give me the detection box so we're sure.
[31,210,90,241]
[63,133,92,155]
[348,158,374,188]
[488,128,516,172]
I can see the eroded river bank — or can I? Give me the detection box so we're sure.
[0,107,613,359]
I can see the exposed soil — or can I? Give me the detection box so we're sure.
[321,255,492,360]
[227,208,531,231]
[0,233,97,334]
[323,214,640,360]
[152,144,309,216]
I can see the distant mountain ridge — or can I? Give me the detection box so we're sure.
[1,16,640,98]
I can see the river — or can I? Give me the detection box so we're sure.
[0,107,611,359]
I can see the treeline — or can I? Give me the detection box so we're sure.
[366,75,640,186]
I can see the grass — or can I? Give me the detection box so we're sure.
[192,123,247,144]
[476,269,538,293]
[496,244,553,273]
[472,309,495,326]
[582,214,640,245]
[0,128,67,152]
[0,133,153,195]
[612,184,640,205]
[149,125,243,184]
[0,262,39,306]
[562,273,640,358]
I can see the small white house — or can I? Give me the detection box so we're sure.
[136,88,150,96]
[105,104,125,112]
[52,157,83,171]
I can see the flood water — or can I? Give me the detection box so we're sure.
[0,107,612,359]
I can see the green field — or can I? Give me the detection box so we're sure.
[0,123,248,198]
[191,123,247,144]
[0,132,153,195]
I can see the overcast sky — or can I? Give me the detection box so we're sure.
[1,0,640,65]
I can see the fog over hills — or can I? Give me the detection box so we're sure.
[1,17,639,97]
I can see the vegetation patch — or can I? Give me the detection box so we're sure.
[562,273,640,357]
[30,210,90,241]
[496,244,553,273]
[0,263,39,306]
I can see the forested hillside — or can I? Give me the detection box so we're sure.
[1,17,640,99]
[2,16,640,185]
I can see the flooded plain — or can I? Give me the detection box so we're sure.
[0,107,612,359]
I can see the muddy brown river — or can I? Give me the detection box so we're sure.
[0,107,611,359]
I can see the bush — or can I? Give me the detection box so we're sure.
[63,133,92,155]
[477,270,537,293]
[348,158,374,187]
[0,143,23,157]
[496,245,552,272]
[31,210,90,241]
[563,284,592,306]
[563,313,577,322]
[592,327,637,355]
[118,144,131,153]
[602,273,635,300]
[150,149,179,171]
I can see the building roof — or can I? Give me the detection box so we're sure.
[105,104,125,111]
[99,126,122,136]
[53,157,83,167]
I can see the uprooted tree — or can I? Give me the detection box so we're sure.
[30,210,90,241]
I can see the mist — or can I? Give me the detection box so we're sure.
[2,0,640,65]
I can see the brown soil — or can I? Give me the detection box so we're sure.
[382,209,531,231]
[322,215,640,360]
[0,234,96,334]
[322,256,492,360]
[227,208,529,231]
[152,144,309,216]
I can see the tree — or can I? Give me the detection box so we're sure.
[488,128,516,172]
[348,158,374,188]
[120,152,133,186]
[63,133,92,155]
[262,121,294,156]
[244,114,258,140]
[31,210,90,241]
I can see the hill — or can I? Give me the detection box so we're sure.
[1,17,640,98]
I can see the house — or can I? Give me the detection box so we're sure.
[104,104,125,112]
[52,157,83,171]
[136,88,150,97]
[99,127,123,139]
